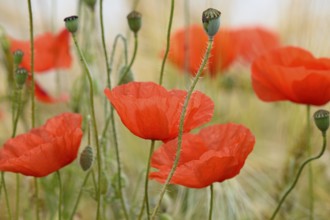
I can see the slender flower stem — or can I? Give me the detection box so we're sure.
[208,184,214,220]
[27,0,35,128]
[70,171,91,219]
[158,0,175,86]
[151,38,214,219]
[138,140,156,220]
[15,174,20,220]
[99,0,111,89]
[71,33,103,220]
[270,132,327,220]
[1,172,12,220]
[56,171,62,220]
[100,29,130,220]
[306,105,314,220]
[12,89,22,220]
[34,178,40,220]
[118,33,138,85]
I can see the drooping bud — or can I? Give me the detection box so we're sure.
[79,145,94,171]
[118,66,134,85]
[313,109,329,133]
[64,16,79,33]
[15,67,28,89]
[127,11,142,34]
[83,0,97,10]
[13,49,24,65]
[202,8,221,38]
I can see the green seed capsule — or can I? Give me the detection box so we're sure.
[314,109,329,133]
[15,68,28,89]
[13,49,24,65]
[64,15,79,33]
[79,145,93,171]
[202,8,221,38]
[127,11,142,34]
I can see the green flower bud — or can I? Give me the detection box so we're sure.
[79,145,94,171]
[202,8,221,38]
[313,109,329,133]
[118,66,134,85]
[13,49,24,65]
[127,11,142,34]
[15,67,28,89]
[64,16,79,33]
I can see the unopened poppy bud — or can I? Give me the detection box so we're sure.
[79,145,94,171]
[64,16,79,33]
[119,66,134,85]
[313,109,329,133]
[15,67,28,89]
[13,49,24,65]
[202,8,221,38]
[127,11,142,34]
[83,0,96,9]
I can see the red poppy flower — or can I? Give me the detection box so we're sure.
[166,25,280,77]
[0,113,83,177]
[167,25,237,76]
[233,27,280,63]
[104,82,214,141]
[251,46,330,106]
[9,29,72,72]
[149,123,255,188]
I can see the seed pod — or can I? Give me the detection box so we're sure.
[79,145,93,171]
[202,8,221,38]
[64,16,79,33]
[15,67,28,89]
[13,49,24,65]
[127,11,142,34]
[314,109,329,133]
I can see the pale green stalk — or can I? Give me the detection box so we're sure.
[209,184,214,220]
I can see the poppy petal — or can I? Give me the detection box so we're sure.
[0,113,83,177]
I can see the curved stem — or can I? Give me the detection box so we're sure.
[306,105,314,220]
[56,171,62,220]
[27,0,35,128]
[208,184,214,220]
[1,172,12,220]
[151,38,214,219]
[71,33,103,220]
[138,140,155,220]
[158,0,175,86]
[118,33,138,85]
[270,132,327,220]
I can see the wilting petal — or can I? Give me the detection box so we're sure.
[150,123,255,188]
[104,82,214,141]
[251,46,330,105]
[0,113,83,177]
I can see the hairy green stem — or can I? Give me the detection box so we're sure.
[138,140,156,220]
[118,33,138,85]
[270,132,327,220]
[72,33,103,220]
[158,0,175,86]
[306,105,314,220]
[70,171,91,219]
[56,171,62,220]
[34,178,40,220]
[151,38,214,219]
[1,173,12,220]
[27,0,35,128]
[208,184,214,220]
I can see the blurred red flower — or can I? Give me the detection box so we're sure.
[149,123,255,188]
[251,46,330,106]
[9,29,72,104]
[167,25,280,76]
[0,113,83,177]
[10,29,72,72]
[104,82,214,141]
